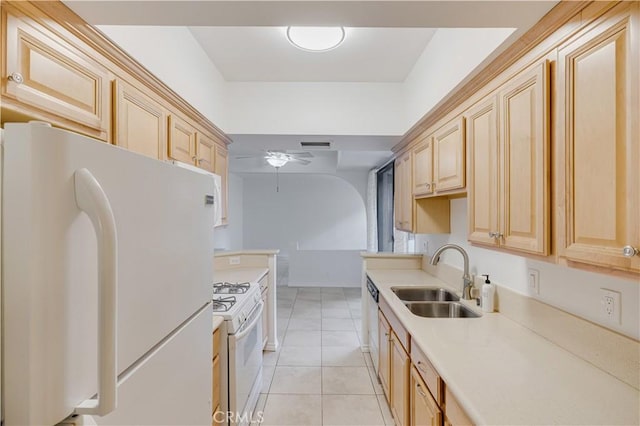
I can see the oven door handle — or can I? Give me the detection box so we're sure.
[234,301,264,340]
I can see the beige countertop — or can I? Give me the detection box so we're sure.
[215,250,279,257]
[216,267,268,284]
[361,251,422,259]
[367,269,640,425]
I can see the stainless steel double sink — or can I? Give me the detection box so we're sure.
[391,287,480,318]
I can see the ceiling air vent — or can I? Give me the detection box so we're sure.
[300,141,332,150]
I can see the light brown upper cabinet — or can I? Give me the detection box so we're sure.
[395,151,413,232]
[433,117,466,193]
[494,62,551,255]
[556,3,639,273]
[467,61,549,255]
[214,145,229,225]
[196,132,216,173]
[168,114,197,164]
[413,133,434,197]
[411,118,465,199]
[113,79,166,160]
[467,96,500,247]
[3,10,110,140]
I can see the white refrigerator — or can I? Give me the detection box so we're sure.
[1,122,215,425]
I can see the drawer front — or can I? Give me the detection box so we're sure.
[379,297,410,352]
[4,11,109,135]
[411,344,442,405]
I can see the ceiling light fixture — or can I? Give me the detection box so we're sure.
[266,153,289,168]
[286,26,345,52]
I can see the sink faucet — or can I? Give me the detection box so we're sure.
[429,244,473,300]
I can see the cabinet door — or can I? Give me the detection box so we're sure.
[168,114,197,164]
[214,145,229,225]
[395,151,413,232]
[466,96,500,246]
[390,332,409,426]
[498,62,550,255]
[401,153,413,230]
[196,132,216,173]
[410,366,442,426]
[378,310,391,402]
[394,156,404,230]
[413,136,434,197]
[113,79,166,160]
[433,117,465,192]
[558,5,639,272]
[4,11,109,138]
[212,354,220,416]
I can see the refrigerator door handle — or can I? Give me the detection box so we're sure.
[73,168,118,416]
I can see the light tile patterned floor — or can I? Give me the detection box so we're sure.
[254,287,394,426]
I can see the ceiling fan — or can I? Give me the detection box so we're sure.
[235,150,314,191]
[235,150,314,168]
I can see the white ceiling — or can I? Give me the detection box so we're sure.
[189,27,437,82]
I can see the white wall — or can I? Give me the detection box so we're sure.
[224,82,405,135]
[413,198,640,340]
[242,173,367,286]
[97,25,228,128]
[403,28,515,129]
[215,172,244,251]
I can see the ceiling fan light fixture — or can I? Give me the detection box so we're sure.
[266,155,289,168]
[286,26,345,52]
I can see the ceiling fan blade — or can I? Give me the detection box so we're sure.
[234,155,256,159]
[289,158,311,165]
[287,151,314,158]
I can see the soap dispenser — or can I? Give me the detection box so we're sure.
[481,274,495,313]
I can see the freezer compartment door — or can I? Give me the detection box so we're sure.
[2,123,214,424]
[91,306,212,425]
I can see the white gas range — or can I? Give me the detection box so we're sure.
[212,281,264,426]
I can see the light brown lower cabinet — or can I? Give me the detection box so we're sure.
[390,331,410,426]
[378,310,392,400]
[444,387,473,426]
[212,327,222,426]
[410,366,442,426]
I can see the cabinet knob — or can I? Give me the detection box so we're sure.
[622,245,639,258]
[8,72,24,84]
[416,383,428,398]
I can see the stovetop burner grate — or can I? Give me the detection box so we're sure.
[213,281,251,294]
[211,295,237,312]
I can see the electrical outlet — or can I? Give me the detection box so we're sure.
[600,288,621,324]
[527,268,540,295]
[422,241,428,254]
[229,256,241,265]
